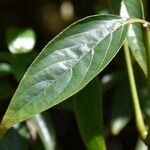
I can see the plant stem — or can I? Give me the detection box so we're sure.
[145,27,150,92]
[124,40,147,140]
[126,18,150,26]
[144,25,150,146]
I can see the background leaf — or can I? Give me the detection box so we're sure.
[74,77,106,150]
[0,15,129,132]
[120,0,147,75]
[110,67,150,136]
[110,80,133,135]
[6,27,36,54]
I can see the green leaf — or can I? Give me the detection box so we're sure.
[74,77,106,150]
[120,0,147,75]
[0,15,129,132]
[110,81,133,135]
[6,27,36,54]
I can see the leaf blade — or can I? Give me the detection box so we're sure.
[0,15,129,131]
[120,0,147,75]
[110,81,133,135]
[74,77,106,150]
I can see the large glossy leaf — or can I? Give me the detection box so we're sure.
[0,15,129,132]
[120,0,147,75]
[74,77,106,150]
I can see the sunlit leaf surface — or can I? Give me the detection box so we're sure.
[0,15,129,131]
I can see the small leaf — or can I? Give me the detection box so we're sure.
[6,27,36,54]
[74,77,106,150]
[120,0,147,75]
[110,81,133,135]
[0,15,129,132]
